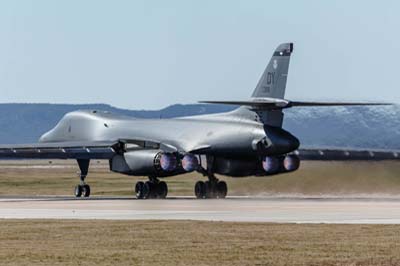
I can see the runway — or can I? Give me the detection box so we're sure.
[1,196,400,224]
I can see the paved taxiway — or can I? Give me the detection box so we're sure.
[1,196,400,224]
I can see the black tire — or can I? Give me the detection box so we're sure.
[157,181,168,199]
[204,181,214,199]
[143,181,155,199]
[194,181,205,199]
[74,185,83,197]
[135,181,145,199]
[82,184,91,198]
[217,181,227,199]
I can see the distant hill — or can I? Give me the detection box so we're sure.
[0,103,399,150]
[284,105,400,150]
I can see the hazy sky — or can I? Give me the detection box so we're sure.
[0,0,398,109]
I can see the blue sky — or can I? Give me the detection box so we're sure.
[0,0,398,109]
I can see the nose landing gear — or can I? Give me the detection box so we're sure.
[74,159,91,198]
[74,183,91,198]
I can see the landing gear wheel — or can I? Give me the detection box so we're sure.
[135,181,145,199]
[74,184,90,198]
[157,181,168,199]
[82,184,91,197]
[194,181,206,199]
[204,181,215,199]
[136,179,169,199]
[143,181,155,199]
[217,181,227,199]
[74,185,83,197]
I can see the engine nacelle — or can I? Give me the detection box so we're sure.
[110,150,177,176]
[181,154,199,172]
[213,158,260,177]
[283,155,300,172]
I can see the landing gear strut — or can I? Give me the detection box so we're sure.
[135,177,168,199]
[74,159,91,198]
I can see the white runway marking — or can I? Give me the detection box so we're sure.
[1,196,400,224]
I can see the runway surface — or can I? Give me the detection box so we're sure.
[2,196,400,224]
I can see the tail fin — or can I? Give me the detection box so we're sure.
[251,43,293,99]
[201,43,293,127]
[201,42,390,127]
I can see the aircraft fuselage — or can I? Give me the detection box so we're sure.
[39,108,299,177]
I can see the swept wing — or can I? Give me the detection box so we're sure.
[295,148,400,161]
[0,139,178,160]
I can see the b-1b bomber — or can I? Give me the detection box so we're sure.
[0,43,395,199]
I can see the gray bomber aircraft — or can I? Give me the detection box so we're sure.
[0,43,396,199]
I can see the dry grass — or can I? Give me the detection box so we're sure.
[1,162,400,265]
[0,220,400,266]
[0,160,400,197]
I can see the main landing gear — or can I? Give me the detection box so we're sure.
[74,159,91,198]
[194,156,228,199]
[194,175,227,199]
[135,177,168,199]
[134,156,228,200]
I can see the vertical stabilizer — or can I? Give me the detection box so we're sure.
[252,43,293,127]
[200,43,294,127]
[252,43,293,99]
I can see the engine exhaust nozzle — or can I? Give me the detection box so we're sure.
[181,154,199,172]
[157,153,177,172]
[262,156,279,173]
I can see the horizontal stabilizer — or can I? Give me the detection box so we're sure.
[200,99,391,109]
[289,101,390,107]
